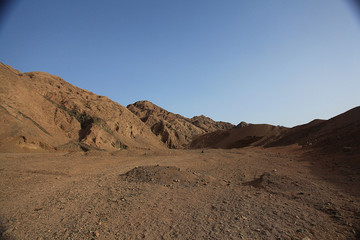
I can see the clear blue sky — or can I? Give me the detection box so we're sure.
[1,0,359,127]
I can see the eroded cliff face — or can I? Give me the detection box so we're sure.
[0,63,165,152]
[127,101,234,148]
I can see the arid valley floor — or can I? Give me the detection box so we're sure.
[1,63,360,239]
[1,146,359,240]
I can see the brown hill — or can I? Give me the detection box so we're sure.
[127,101,234,148]
[265,106,360,153]
[0,63,166,152]
[190,115,234,132]
[190,124,288,149]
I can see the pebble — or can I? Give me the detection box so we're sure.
[302,237,311,240]
[93,231,100,237]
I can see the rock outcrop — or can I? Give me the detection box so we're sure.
[127,101,234,148]
[0,63,165,152]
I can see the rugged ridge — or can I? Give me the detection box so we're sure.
[265,106,360,152]
[0,63,166,152]
[191,107,360,153]
[190,124,288,149]
[127,101,234,148]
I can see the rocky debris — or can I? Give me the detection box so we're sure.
[127,101,234,148]
[120,165,219,187]
[0,62,165,152]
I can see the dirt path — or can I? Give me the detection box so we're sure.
[0,147,359,239]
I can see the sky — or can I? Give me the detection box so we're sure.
[0,0,360,127]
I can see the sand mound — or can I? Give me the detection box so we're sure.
[120,165,218,187]
[190,124,287,149]
[0,62,165,152]
[127,101,234,148]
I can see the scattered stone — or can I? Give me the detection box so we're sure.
[93,231,100,237]
[302,237,311,240]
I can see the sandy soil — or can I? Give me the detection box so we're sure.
[0,146,359,240]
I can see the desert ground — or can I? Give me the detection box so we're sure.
[1,146,359,240]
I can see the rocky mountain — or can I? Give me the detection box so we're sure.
[127,101,234,148]
[190,115,234,132]
[0,63,166,152]
[265,106,360,152]
[190,124,288,149]
[191,106,360,153]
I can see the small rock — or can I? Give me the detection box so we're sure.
[302,237,311,240]
[296,229,302,233]
[343,146,352,153]
[93,231,100,237]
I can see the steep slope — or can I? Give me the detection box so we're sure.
[266,106,360,152]
[127,101,234,148]
[0,63,165,152]
[190,124,287,149]
[190,115,234,132]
